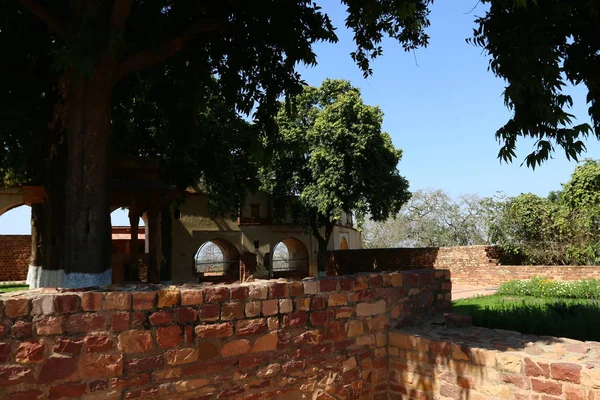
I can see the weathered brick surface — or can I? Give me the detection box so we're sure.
[0,270,450,399]
[328,245,600,286]
[389,322,600,400]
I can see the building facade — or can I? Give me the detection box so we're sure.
[169,190,362,284]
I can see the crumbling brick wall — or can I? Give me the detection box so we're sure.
[0,235,30,281]
[0,269,450,399]
[389,324,600,399]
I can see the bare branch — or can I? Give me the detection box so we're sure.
[113,18,226,84]
[110,0,134,32]
[19,0,67,40]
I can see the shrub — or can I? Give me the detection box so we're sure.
[497,277,600,299]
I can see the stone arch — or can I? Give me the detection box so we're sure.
[194,238,240,277]
[340,236,349,250]
[272,238,309,278]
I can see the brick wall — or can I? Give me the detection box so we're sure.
[389,322,600,400]
[329,246,600,286]
[0,270,450,399]
[0,235,30,281]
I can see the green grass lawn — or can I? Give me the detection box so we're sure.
[453,295,600,341]
[0,284,29,293]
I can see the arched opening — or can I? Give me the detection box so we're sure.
[0,204,32,284]
[340,236,349,250]
[110,208,147,282]
[272,238,309,278]
[195,239,239,278]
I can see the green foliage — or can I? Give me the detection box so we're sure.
[453,295,600,341]
[497,277,600,299]
[470,1,600,167]
[260,79,410,266]
[362,189,498,248]
[490,159,600,265]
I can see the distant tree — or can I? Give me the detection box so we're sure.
[471,1,600,168]
[260,79,411,273]
[362,189,496,249]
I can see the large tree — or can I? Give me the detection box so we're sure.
[260,79,411,273]
[471,0,600,167]
[4,0,434,287]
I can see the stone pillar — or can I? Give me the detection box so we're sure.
[146,208,161,283]
[128,207,139,282]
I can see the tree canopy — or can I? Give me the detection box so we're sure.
[471,0,600,168]
[1,0,435,286]
[260,79,411,272]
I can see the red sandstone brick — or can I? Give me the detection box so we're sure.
[532,378,563,395]
[221,339,250,357]
[157,289,179,308]
[0,325,7,338]
[149,310,173,326]
[11,389,44,400]
[260,299,277,316]
[5,298,30,318]
[177,307,198,323]
[325,321,346,341]
[15,340,45,364]
[103,292,131,310]
[565,385,586,400]
[79,353,123,379]
[130,311,146,328]
[319,278,338,292]
[0,343,10,363]
[184,325,193,344]
[348,289,374,302]
[288,281,304,296]
[180,289,203,306]
[157,325,182,348]
[65,313,106,332]
[124,387,159,399]
[12,320,32,337]
[54,337,84,355]
[117,330,153,353]
[283,311,309,327]
[339,277,353,291]
[353,276,369,291]
[35,315,63,335]
[89,380,109,392]
[82,292,103,311]
[235,318,267,336]
[199,303,220,321]
[0,365,35,387]
[230,286,249,300]
[369,274,383,287]
[38,355,78,383]
[551,363,582,383]
[49,383,87,399]
[195,322,233,338]
[85,332,114,353]
[222,301,245,320]
[310,310,330,326]
[125,355,164,373]
[111,311,130,331]
[197,341,220,359]
[204,287,229,303]
[311,296,326,310]
[55,294,81,313]
[132,291,155,310]
[268,282,288,298]
[525,357,551,378]
[109,374,150,388]
[183,358,237,375]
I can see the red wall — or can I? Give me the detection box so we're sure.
[0,235,30,281]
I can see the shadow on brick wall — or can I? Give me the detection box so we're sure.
[326,248,439,276]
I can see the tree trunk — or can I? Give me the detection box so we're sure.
[61,73,113,288]
[317,239,328,275]
[26,203,45,288]
[160,204,173,282]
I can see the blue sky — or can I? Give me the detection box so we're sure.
[1,0,599,234]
